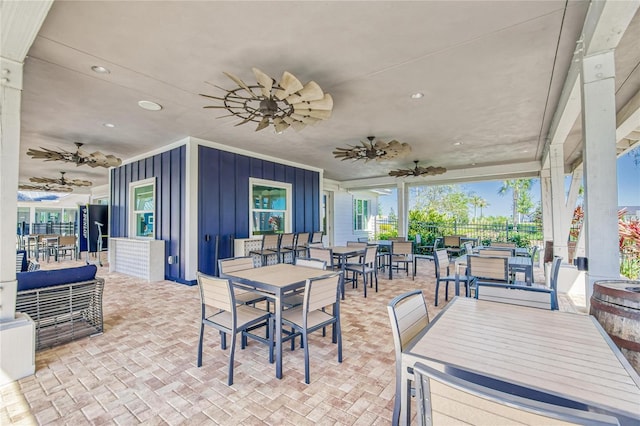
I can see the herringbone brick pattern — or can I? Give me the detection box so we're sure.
[2,258,563,425]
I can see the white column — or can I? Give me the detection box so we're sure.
[184,138,198,281]
[396,182,407,237]
[539,169,553,265]
[549,144,569,261]
[0,0,53,385]
[581,50,620,302]
[0,58,22,320]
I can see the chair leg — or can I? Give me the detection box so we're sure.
[220,331,227,350]
[197,323,205,367]
[363,272,367,298]
[303,331,310,384]
[228,333,237,386]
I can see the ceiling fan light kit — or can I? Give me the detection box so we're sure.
[333,136,411,162]
[26,142,122,168]
[200,67,333,133]
[389,160,447,177]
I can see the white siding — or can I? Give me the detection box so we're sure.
[331,189,378,245]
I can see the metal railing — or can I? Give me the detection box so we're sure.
[17,222,77,236]
[371,217,543,247]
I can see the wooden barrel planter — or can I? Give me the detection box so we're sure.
[590,280,640,374]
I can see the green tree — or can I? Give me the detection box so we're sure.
[411,185,470,222]
[469,194,489,220]
[498,179,533,225]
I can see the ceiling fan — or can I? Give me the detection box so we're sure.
[29,171,92,187]
[389,160,447,177]
[27,142,122,168]
[18,183,73,193]
[200,67,333,133]
[333,136,411,162]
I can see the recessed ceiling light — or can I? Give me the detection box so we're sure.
[522,149,529,153]
[138,100,162,111]
[471,162,477,166]
[103,123,115,128]
[453,142,463,146]
[91,65,110,74]
[410,92,424,99]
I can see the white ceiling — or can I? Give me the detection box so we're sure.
[14,1,640,193]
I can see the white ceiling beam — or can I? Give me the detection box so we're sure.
[339,161,541,190]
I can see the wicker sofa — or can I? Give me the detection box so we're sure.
[16,264,104,350]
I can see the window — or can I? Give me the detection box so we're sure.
[354,199,370,231]
[129,178,155,238]
[250,178,292,236]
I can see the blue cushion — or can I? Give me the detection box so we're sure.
[17,250,28,272]
[17,264,98,292]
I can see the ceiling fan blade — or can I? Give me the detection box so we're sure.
[252,67,274,98]
[292,106,332,120]
[29,177,56,184]
[273,117,290,133]
[223,71,258,99]
[255,116,270,131]
[233,113,258,127]
[285,81,324,104]
[274,71,303,100]
[289,113,320,125]
[69,179,93,187]
[299,93,333,111]
[283,116,306,131]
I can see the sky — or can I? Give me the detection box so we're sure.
[379,151,639,218]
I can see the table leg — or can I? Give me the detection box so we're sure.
[388,253,392,280]
[275,293,283,379]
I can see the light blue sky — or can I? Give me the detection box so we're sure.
[379,151,639,218]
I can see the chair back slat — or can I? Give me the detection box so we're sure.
[491,242,516,248]
[364,245,378,265]
[279,233,295,248]
[434,249,450,277]
[218,256,255,274]
[305,274,340,312]
[295,232,310,246]
[467,255,509,282]
[311,231,323,243]
[308,247,333,267]
[443,236,461,247]
[392,241,413,256]
[295,257,326,270]
[477,248,513,257]
[346,241,367,249]
[262,234,280,250]
[198,274,233,312]
[396,295,430,350]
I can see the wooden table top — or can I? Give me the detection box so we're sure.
[222,263,333,289]
[403,297,640,419]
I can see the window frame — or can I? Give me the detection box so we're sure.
[353,198,370,231]
[249,178,292,236]
[129,177,156,239]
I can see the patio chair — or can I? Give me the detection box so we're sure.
[293,232,310,258]
[344,245,378,297]
[443,235,463,258]
[462,240,474,255]
[310,231,323,244]
[277,272,343,384]
[491,242,516,249]
[475,256,562,310]
[249,234,281,266]
[281,257,328,309]
[387,290,430,425]
[57,235,78,261]
[196,273,272,386]
[466,255,509,295]
[390,241,414,277]
[477,247,514,257]
[218,256,269,308]
[308,247,336,270]
[433,249,475,305]
[278,233,296,263]
[412,361,620,426]
[357,236,369,243]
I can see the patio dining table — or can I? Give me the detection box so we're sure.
[220,263,336,379]
[398,297,640,425]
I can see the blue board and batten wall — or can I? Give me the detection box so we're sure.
[198,145,320,277]
[110,143,320,283]
[110,146,186,283]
